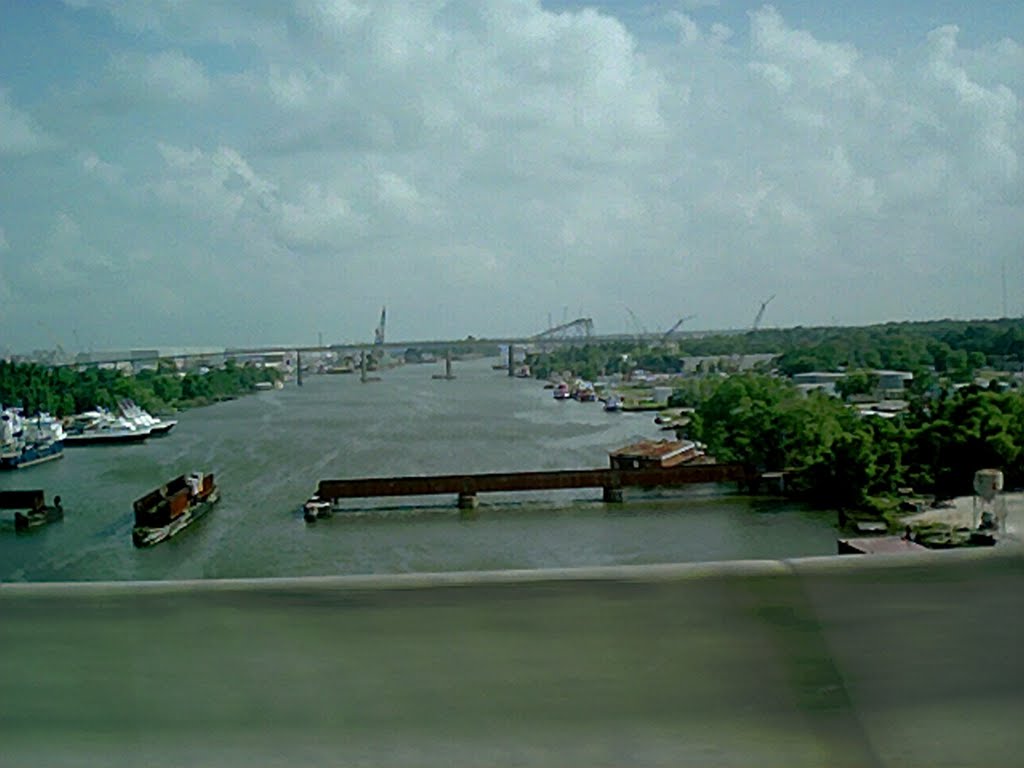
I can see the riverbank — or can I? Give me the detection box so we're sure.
[903,492,1023,545]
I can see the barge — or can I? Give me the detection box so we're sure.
[132,472,218,547]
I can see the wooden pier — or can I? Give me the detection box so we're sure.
[317,463,751,508]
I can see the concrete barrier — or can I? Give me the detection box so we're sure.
[2,549,1022,767]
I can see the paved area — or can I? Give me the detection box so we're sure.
[905,491,1024,542]
[2,551,1022,767]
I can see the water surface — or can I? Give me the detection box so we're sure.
[0,358,838,581]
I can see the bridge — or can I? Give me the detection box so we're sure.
[43,317,605,370]
[317,463,751,508]
[2,549,1021,766]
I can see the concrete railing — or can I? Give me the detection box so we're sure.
[2,549,1022,767]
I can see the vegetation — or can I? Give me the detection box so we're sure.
[526,318,1024,382]
[0,359,283,417]
[668,373,1024,508]
[526,318,1024,511]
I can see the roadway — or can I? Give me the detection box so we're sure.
[2,548,1022,766]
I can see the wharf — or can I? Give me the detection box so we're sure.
[318,462,751,508]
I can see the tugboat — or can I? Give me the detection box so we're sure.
[132,472,219,547]
[1,489,64,532]
[303,495,332,522]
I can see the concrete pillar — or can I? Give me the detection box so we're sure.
[508,344,515,376]
[602,486,623,503]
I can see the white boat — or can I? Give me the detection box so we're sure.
[119,399,177,436]
[64,409,151,445]
[1,408,66,469]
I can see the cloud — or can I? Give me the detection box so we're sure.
[2,2,1022,349]
[107,49,212,104]
[0,88,56,154]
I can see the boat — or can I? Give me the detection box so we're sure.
[553,382,571,400]
[1,489,64,532]
[303,495,332,522]
[573,381,597,402]
[603,394,623,412]
[64,409,151,445]
[118,399,177,436]
[1,408,66,469]
[132,472,219,547]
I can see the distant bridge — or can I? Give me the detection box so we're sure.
[48,318,603,370]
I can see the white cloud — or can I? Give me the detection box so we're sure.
[0,88,55,154]
[2,2,1022,348]
[750,5,859,87]
[107,49,212,104]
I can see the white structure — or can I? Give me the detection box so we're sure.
[972,468,1006,532]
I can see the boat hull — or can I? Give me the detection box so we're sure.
[0,441,65,469]
[65,430,150,445]
[14,505,64,532]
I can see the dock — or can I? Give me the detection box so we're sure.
[837,536,928,555]
[317,462,751,508]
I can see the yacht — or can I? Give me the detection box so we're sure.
[64,408,151,445]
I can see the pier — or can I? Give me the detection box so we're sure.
[317,462,751,508]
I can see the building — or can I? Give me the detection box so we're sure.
[609,439,704,470]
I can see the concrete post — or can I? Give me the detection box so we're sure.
[602,486,623,503]
[508,344,515,376]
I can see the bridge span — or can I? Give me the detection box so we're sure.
[317,462,751,507]
[2,549,1021,766]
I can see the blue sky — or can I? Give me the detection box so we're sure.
[1,1,1022,353]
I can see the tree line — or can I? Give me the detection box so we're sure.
[0,359,283,417]
[669,374,1023,507]
[526,318,1024,382]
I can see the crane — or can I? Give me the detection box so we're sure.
[752,294,775,332]
[624,306,648,343]
[735,295,775,372]
[660,314,697,346]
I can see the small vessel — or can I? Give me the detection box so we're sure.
[1,408,66,469]
[603,394,623,412]
[132,472,219,547]
[303,495,332,522]
[573,381,597,402]
[1,489,64,532]
[64,409,151,445]
[553,382,571,400]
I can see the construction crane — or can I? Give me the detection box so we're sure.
[373,306,386,345]
[660,314,697,346]
[624,306,648,344]
[752,294,775,332]
[736,295,775,372]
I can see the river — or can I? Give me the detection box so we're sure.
[0,358,839,582]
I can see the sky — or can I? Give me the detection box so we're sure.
[0,0,1021,353]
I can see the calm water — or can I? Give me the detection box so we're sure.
[0,358,839,582]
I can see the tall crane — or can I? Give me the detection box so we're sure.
[624,306,648,343]
[736,295,775,372]
[373,306,386,346]
[752,294,775,332]
[660,314,697,345]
